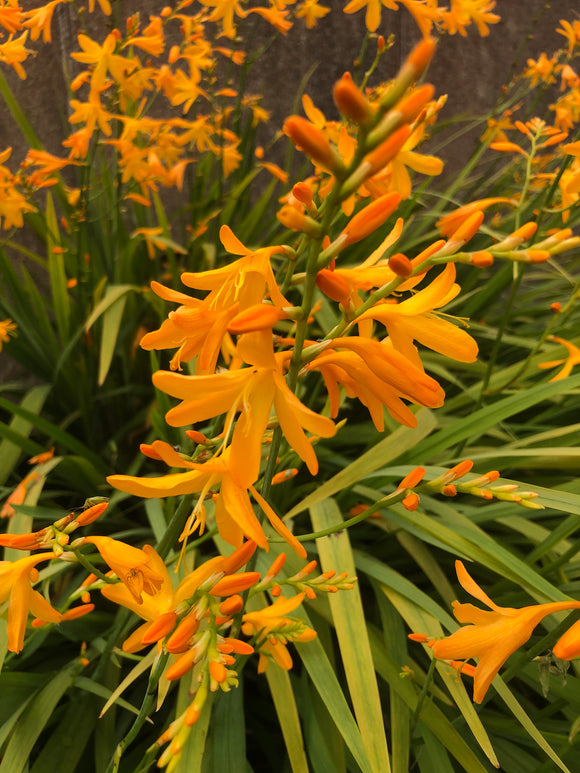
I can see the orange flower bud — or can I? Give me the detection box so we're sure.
[525,249,551,263]
[442,460,473,483]
[263,553,287,581]
[402,493,420,511]
[165,647,199,680]
[447,211,484,247]
[221,540,257,574]
[60,603,95,621]
[408,632,430,643]
[166,612,200,653]
[553,619,580,661]
[450,660,476,677]
[291,182,314,207]
[397,83,435,124]
[141,612,177,644]
[551,302,562,313]
[210,572,261,597]
[219,594,244,617]
[316,269,351,306]
[470,251,494,267]
[364,125,411,176]
[333,72,373,125]
[209,660,227,684]
[283,116,342,172]
[169,45,180,63]
[271,469,299,485]
[377,35,385,52]
[223,637,254,655]
[74,501,108,527]
[406,37,437,78]
[185,429,208,445]
[398,466,426,490]
[442,484,457,496]
[277,205,322,236]
[228,304,288,335]
[341,192,401,246]
[140,443,163,460]
[388,253,413,277]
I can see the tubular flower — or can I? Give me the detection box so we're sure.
[0,552,62,653]
[108,443,306,557]
[140,282,239,373]
[83,537,164,603]
[0,318,17,350]
[242,593,316,673]
[180,225,290,311]
[307,340,445,429]
[100,542,255,652]
[356,263,479,368]
[538,336,580,381]
[418,560,580,703]
[151,330,336,483]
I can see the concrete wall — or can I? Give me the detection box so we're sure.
[2,0,577,165]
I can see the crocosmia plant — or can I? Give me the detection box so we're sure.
[1,1,580,771]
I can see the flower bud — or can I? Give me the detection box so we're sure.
[388,253,413,277]
[283,116,344,174]
[333,72,373,125]
[553,619,580,661]
[341,192,401,246]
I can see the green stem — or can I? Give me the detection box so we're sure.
[106,650,170,773]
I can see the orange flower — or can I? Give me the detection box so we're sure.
[1,471,39,518]
[151,329,336,483]
[242,593,316,672]
[538,336,580,381]
[83,537,164,604]
[356,263,478,367]
[108,442,307,558]
[0,318,17,351]
[421,560,580,703]
[101,542,256,652]
[0,552,62,653]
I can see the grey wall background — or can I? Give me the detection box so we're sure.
[1,1,579,165]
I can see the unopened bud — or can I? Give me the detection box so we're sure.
[470,251,494,267]
[228,304,289,335]
[333,72,373,125]
[388,252,413,277]
[341,192,401,246]
[283,116,345,174]
[277,205,323,236]
[316,269,351,306]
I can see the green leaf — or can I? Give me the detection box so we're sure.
[97,293,128,386]
[210,684,247,773]
[84,284,139,335]
[494,678,571,773]
[294,611,375,773]
[368,627,492,773]
[399,374,580,464]
[310,499,391,773]
[175,692,215,773]
[265,667,308,773]
[285,408,436,519]
[0,662,77,773]
[0,385,50,485]
[29,691,99,773]
[46,193,70,343]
